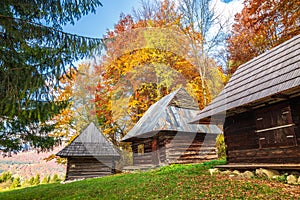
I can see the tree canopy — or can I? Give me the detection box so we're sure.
[227,0,300,74]
[93,0,226,141]
[0,1,103,151]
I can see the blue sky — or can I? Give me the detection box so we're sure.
[63,0,243,39]
[63,0,141,38]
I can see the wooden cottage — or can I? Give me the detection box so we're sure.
[121,88,222,166]
[56,122,120,180]
[190,35,300,166]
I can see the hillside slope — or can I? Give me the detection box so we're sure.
[0,147,65,179]
[0,160,299,200]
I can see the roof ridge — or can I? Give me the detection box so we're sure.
[168,87,199,110]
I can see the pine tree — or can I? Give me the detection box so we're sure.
[33,174,40,185]
[41,175,50,184]
[9,177,21,189]
[0,1,103,151]
[0,172,13,183]
[29,177,35,186]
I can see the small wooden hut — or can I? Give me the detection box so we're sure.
[190,35,300,167]
[56,122,120,180]
[121,88,222,166]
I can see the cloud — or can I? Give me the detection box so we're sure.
[212,0,244,30]
[172,0,243,31]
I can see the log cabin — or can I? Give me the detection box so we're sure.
[56,122,120,180]
[190,35,300,167]
[121,88,222,166]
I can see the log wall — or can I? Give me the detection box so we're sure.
[66,157,115,180]
[132,138,157,166]
[225,98,300,164]
[131,132,218,166]
[290,97,300,143]
[163,132,218,164]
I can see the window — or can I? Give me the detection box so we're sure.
[137,144,144,155]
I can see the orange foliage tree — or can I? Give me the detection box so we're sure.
[45,69,77,164]
[49,69,77,140]
[46,63,101,162]
[227,0,300,74]
[94,0,225,140]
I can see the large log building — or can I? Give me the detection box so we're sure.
[191,35,300,167]
[121,88,221,166]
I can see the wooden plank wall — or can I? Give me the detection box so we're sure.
[131,132,218,166]
[290,96,300,143]
[224,112,258,151]
[225,98,300,164]
[158,137,167,164]
[163,132,218,164]
[132,138,155,166]
[66,157,114,180]
[227,146,300,163]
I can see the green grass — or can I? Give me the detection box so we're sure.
[0,160,298,200]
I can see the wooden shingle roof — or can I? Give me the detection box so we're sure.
[191,35,300,124]
[56,122,120,158]
[121,88,222,142]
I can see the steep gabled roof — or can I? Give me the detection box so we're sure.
[191,35,300,124]
[56,122,120,158]
[121,88,221,142]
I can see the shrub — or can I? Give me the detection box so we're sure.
[216,134,226,159]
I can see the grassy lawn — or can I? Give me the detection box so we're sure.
[0,160,299,200]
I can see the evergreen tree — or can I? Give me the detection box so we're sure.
[29,177,35,186]
[0,172,13,183]
[0,1,103,151]
[9,177,21,189]
[41,175,50,184]
[33,174,40,185]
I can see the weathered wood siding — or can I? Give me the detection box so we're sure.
[132,138,156,166]
[66,157,115,180]
[225,98,300,164]
[131,132,218,166]
[224,112,258,152]
[163,132,218,164]
[290,97,300,144]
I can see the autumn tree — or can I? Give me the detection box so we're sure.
[43,69,77,164]
[72,63,100,131]
[179,0,229,106]
[45,63,100,163]
[0,1,103,151]
[50,69,77,140]
[93,0,225,141]
[227,0,300,74]
[51,63,99,139]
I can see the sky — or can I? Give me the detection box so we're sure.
[63,0,244,39]
[63,0,141,38]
